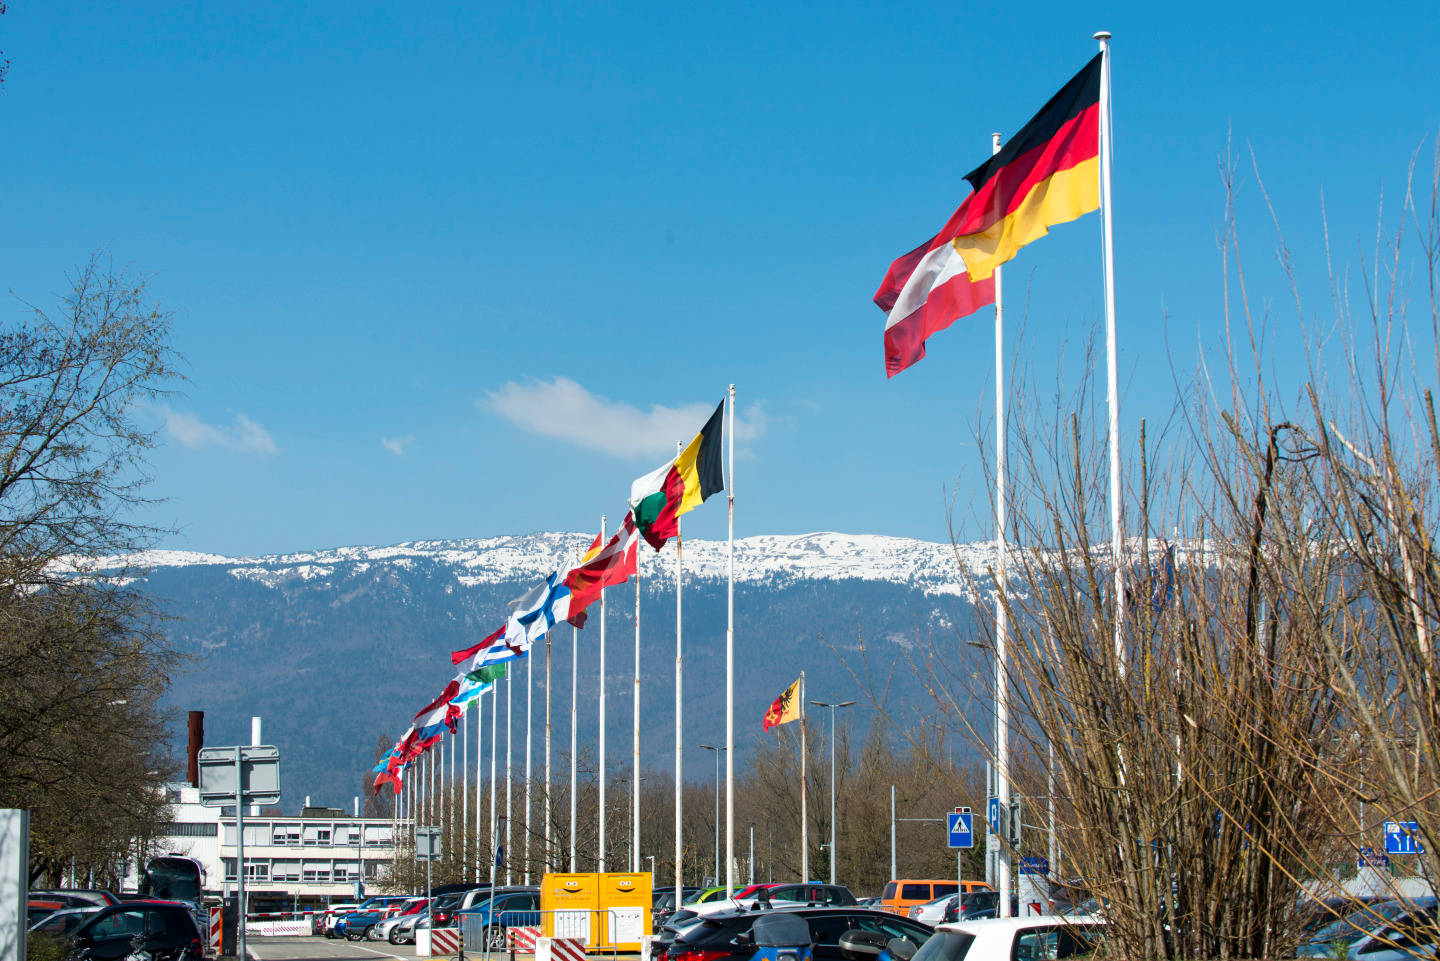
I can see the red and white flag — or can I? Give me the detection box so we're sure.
[875,193,996,377]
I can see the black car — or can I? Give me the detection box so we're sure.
[665,905,933,961]
[61,901,204,961]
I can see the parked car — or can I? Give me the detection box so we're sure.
[55,900,205,961]
[910,915,1106,961]
[663,904,934,961]
[691,884,860,918]
[881,881,989,918]
[28,899,70,928]
[909,894,957,926]
[655,888,704,930]
[950,892,1024,923]
[29,906,103,936]
[1300,899,1440,961]
[455,890,543,948]
[369,898,430,942]
[335,897,417,940]
[385,909,431,945]
[414,894,466,931]
[30,890,121,909]
[321,903,360,937]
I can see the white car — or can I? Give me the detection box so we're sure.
[321,903,360,938]
[912,915,1107,961]
[909,895,959,926]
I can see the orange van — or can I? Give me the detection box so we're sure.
[880,879,992,915]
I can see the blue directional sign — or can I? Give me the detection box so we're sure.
[1357,847,1390,869]
[987,796,1001,834]
[1018,856,1049,876]
[1384,821,1424,855]
[947,808,974,849]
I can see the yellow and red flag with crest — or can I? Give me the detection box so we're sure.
[762,678,801,731]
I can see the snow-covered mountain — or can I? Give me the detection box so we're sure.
[129,531,992,808]
[120,530,997,596]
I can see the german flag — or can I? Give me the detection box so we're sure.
[950,54,1103,281]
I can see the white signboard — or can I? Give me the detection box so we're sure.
[0,809,29,961]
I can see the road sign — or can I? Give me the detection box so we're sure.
[1357,847,1390,869]
[987,797,1001,834]
[1018,856,1049,876]
[947,807,974,849]
[1384,821,1424,855]
[416,826,442,861]
[197,745,281,807]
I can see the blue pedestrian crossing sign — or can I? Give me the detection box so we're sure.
[1385,821,1424,855]
[948,807,974,849]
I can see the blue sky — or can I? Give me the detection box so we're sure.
[2,1,1437,556]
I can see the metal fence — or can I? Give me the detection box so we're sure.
[456,908,651,958]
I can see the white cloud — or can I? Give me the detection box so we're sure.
[163,408,278,456]
[381,436,414,456]
[482,378,766,459]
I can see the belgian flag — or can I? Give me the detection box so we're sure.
[628,398,726,551]
[950,54,1103,280]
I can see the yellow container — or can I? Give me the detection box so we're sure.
[541,874,599,942]
[540,872,654,950]
[596,873,653,950]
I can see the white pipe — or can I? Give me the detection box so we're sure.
[598,514,607,872]
[725,384,736,896]
[674,438,684,904]
[992,128,1013,919]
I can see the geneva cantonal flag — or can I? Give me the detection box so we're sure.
[763,678,801,731]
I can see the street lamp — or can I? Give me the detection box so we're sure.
[699,744,727,884]
[809,700,855,885]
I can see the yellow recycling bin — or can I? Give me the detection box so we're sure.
[596,873,652,951]
[540,872,653,951]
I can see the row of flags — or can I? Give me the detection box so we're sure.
[876,53,1103,376]
[372,398,729,795]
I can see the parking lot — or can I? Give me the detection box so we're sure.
[243,935,415,961]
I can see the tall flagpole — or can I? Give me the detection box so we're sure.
[475,687,484,882]
[1095,30,1124,670]
[525,651,533,883]
[505,671,513,884]
[570,609,579,872]
[633,531,642,873]
[489,675,498,887]
[462,708,469,881]
[800,672,808,882]
[674,439,685,906]
[598,514,608,872]
[724,385,736,896]
[448,728,455,860]
[545,631,553,871]
[992,129,1013,919]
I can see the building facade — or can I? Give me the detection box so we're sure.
[128,784,409,911]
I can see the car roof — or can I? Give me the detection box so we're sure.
[939,914,1106,935]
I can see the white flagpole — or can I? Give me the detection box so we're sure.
[525,650,533,883]
[725,384,736,897]
[570,609,579,872]
[506,671,513,884]
[598,514,608,872]
[800,672,808,882]
[992,129,1013,919]
[1095,30,1124,670]
[462,709,469,877]
[476,686,484,882]
[489,675,498,887]
[545,630,553,871]
[633,531,642,873]
[448,727,455,860]
[674,439,684,906]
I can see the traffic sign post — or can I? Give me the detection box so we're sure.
[1384,821,1424,856]
[1357,847,1390,869]
[197,745,281,961]
[947,808,974,849]
[416,827,441,928]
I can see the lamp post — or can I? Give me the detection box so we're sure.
[809,700,855,885]
[699,744,727,884]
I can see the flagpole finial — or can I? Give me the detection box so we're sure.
[1094,30,1111,42]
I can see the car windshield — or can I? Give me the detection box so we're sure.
[911,931,976,961]
[1311,901,1416,944]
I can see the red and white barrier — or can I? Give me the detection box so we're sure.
[209,907,222,954]
[425,928,461,956]
[510,927,541,954]
[548,937,586,961]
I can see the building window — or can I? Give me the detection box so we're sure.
[301,825,331,846]
[272,824,300,846]
[163,822,218,838]
[272,860,301,882]
[244,861,268,881]
[222,859,237,882]
[302,863,331,882]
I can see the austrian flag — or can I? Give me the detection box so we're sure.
[875,195,996,377]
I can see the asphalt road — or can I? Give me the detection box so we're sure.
[244,935,417,961]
